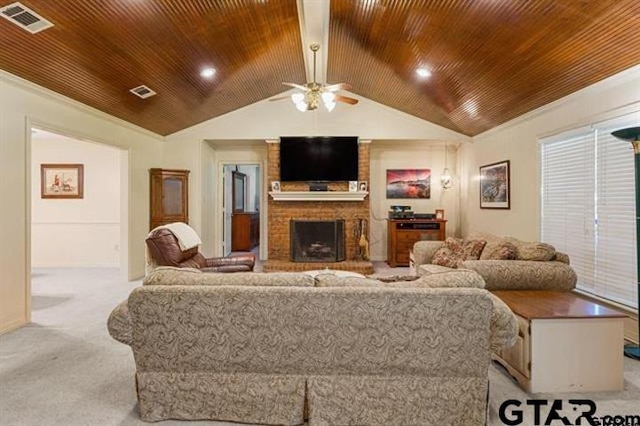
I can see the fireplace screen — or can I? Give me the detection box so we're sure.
[290,220,345,262]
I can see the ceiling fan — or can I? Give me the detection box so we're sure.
[270,43,358,112]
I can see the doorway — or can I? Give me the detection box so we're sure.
[30,127,128,276]
[222,164,260,256]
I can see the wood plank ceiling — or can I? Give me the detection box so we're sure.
[1,0,639,136]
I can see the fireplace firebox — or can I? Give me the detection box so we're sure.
[290,220,345,262]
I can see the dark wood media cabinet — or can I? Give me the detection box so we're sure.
[387,219,446,267]
[232,212,260,251]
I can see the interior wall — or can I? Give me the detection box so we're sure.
[31,131,121,267]
[164,94,470,261]
[369,141,459,261]
[461,66,640,241]
[0,70,163,334]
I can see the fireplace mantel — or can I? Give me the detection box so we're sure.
[269,191,368,202]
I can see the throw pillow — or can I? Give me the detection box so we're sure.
[462,239,487,260]
[506,238,556,261]
[481,241,517,260]
[444,236,465,252]
[432,246,465,268]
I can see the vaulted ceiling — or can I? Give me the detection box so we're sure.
[1,0,639,136]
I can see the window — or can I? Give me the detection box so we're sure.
[541,116,638,309]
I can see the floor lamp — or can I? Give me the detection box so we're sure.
[611,126,640,360]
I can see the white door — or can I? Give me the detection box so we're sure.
[222,165,234,255]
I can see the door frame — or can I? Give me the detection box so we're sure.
[216,161,266,259]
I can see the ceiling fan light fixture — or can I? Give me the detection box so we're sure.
[321,92,336,111]
[324,100,336,112]
[273,44,357,112]
[295,102,308,112]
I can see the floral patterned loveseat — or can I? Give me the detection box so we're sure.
[412,233,577,291]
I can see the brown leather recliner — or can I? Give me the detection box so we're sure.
[146,227,255,273]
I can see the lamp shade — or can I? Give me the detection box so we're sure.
[611,127,640,142]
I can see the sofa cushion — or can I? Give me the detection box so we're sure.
[375,275,421,283]
[143,267,315,287]
[554,251,571,264]
[314,274,385,287]
[377,269,485,289]
[460,260,577,291]
[418,264,457,275]
[506,238,556,261]
[480,241,517,260]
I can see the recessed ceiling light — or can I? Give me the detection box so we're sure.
[416,68,432,78]
[463,100,478,116]
[200,67,216,78]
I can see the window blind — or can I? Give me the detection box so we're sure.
[593,128,637,306]
[541,117,639,310]
[541,131,597,293]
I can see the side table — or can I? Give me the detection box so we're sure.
[492,290,625,393]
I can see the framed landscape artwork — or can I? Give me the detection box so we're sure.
[386,169,430,199]
[40,164,84,199]
[479,160,510,209]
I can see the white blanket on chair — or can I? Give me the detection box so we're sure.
[162,222,202,251]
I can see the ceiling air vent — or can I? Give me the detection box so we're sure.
[0,2,53,34]
[129,85,157,99]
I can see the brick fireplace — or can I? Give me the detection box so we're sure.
[263,141,373,274]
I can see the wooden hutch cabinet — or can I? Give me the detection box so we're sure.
[149,168,189,230]
[387,219,446,267]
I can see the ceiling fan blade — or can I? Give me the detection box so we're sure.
[269,95,290,102]
[324,83,352,92]
[282,82,308,91]
[335,94,359,105]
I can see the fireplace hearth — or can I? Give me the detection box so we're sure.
[290,220,345,262]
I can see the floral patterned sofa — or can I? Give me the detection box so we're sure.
[412,233,577,291]
[107,267,518,425]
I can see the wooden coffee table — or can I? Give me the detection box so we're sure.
[492,290,625,393]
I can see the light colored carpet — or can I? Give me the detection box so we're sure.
[0,267,638,426]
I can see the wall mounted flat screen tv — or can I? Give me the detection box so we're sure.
[279,136,359,182]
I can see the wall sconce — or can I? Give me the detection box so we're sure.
[441,143,453,190]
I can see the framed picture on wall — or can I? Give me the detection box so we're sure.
[40,164,84,199]
[386,169,430,199]
[479,160,510,209]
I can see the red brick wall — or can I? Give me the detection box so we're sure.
[267,142,370,260]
